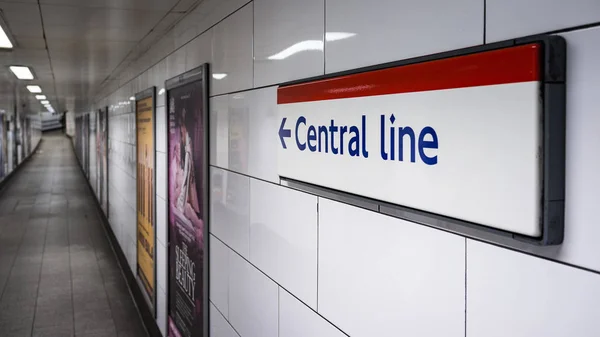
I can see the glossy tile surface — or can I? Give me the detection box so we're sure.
[185,30,213,72]
[249,180,318,309]
[155,105,167,154]
[156,196,167,246]
[210,167,251,258]
[318,198,465,337]
[155,151,167,200]
[0,133,147,337]
[211,3,254,96]
[209,95,232,170]
[325,0,483,73]
[210,235,230,317]
[467,239,600,337]
[279,288,346,337]
[486,0,600,42]
[210,303,239,337]
[246,87,279,183]
[253,0,324,86]
[228,252,278,337]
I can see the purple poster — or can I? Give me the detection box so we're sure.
[167,78,206,337]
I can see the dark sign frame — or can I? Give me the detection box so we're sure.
[135,86,158,316]
[165,64,210,337]
[279,35,566,246]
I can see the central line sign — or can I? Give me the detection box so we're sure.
[277,37,566,245]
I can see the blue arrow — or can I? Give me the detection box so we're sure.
[279,118,291,149]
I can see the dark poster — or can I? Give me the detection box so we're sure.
[167,74,208,337]
[97,108,109,215]
[0,114,6,179]
[25,118,31,156]
[83,114,89,177]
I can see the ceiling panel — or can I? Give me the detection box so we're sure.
[41,5,165,29]
[13,37,46,49]
[39,0,180,11]
[0,0,203,114]
[44,25,149,42]
[0,2,41,25]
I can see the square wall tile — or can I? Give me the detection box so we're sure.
[166,47,187,79]
[186,0,250,37]
[210,303,239,337]
[210,235,230,317]
[210,167,250,258]
[553,27,600,272]
[325,0,483,73]
[211,3,253,96]
[253,0,324,86]
[156,152,167,200]
[279,288,346,337]
[185,30,213,72]
[247,87,279,183]
[319,198,465,337]
[156,105,167,154]
[249,180,318,309]
[467,239,600,337]
[486,0,600,42]
[156,241,167,295]
[209,95,230,169]
[225,93,250,174]
[157,288,167,336]
[156,196,167,246]
[228,252,278,337]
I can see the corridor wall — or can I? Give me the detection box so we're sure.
[0,113,41,184]
[83,0,600,336]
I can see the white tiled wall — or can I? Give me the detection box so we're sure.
[467,239,600,337]
[319,198,465,337]
[253,0,325,86]
[83,0,600,336]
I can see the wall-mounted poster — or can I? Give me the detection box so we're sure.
[97,108,109,215]
[85,114,90,177]
[0,114,6,179]
[166,65,209,337]
[25,118,31,156]
[135,87,157,313]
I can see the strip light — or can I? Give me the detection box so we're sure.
[9,66,34,80]
[27,85,42,93]
[36,95,46,100]
[0,19,13,49]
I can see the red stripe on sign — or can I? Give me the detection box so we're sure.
[278,43,541,104]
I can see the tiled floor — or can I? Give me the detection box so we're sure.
[0,133,147,337]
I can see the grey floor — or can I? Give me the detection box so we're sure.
[0,133,147,337]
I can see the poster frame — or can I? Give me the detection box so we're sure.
[135,86,157,316]
[165,63,210,337]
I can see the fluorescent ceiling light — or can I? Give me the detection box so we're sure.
[41,100,50,105]
[27,85,42,93]
[0,23,13,49]
[47,107,55,113]
[212,73,227,80]
[36,95,46,100]
[129,96,135,101]
[9,66,34,80]
[158,88,165,95]
[325,32,356,42]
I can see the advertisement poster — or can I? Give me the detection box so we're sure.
[167,66,208,337]
[25,118,31,157]
[136,90,156,310]
[97,108,109,215]
[0,114,5,179]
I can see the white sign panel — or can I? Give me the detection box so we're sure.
[277,42,565,241]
